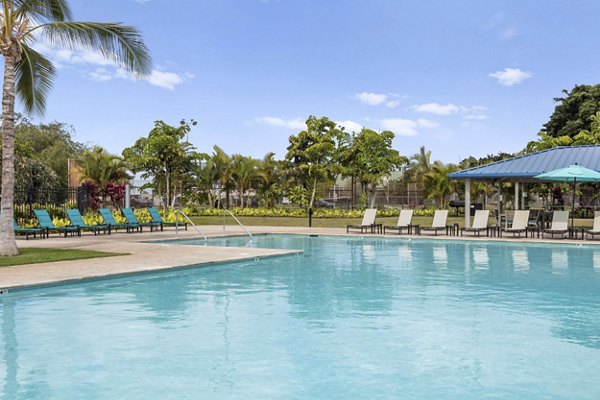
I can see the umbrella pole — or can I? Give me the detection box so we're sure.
[571,178,577,229]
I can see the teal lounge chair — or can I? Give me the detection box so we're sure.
[33,209,81,237]
[148,207,188,231]
[66,209,111,235]
[98,208,140,233]
[14,219,46,240]
[122,208,160,232]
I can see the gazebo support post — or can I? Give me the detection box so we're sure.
[464,178,471,228]
[514,182,519,210]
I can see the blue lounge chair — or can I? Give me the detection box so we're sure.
[122,208,160,232]
[66,209,111,235]
[98,208,140,233]
[147,207,187,231]
[33,209,81,237]
[14,219,46,239]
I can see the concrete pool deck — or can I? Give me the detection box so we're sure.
[1,224,597,292]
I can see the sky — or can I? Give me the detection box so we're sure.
[21,0,600,163]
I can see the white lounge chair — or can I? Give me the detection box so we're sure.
[347,208,379,234]
[542,210,569,239]
[585,211,600,240]
[501,210,530,237]
[461,209,490,237]
[383,209,414,234]
[420,210,449,236]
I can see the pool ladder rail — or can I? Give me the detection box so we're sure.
[222,209,253,239]
[174,210,207,240]
[172,210,253,240]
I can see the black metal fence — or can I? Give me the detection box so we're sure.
[321,188,425,209]
[13,186,89,221]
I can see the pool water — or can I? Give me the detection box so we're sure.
[1,235,600,399]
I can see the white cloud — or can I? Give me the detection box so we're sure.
[88,68,113,82]
[380,118,437,137]
[501,27,518,40]
[32,38,189,90]
[337,120,363,133]
[254,116,306,130]
[413,102,460,115]
[354,92,388,106]
[146,70,184,90]
[416,118,439,128]
[464,114,487,121]
[354,92,404,108]
[489,67,532,86]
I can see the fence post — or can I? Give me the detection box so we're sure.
[125,184,131,208]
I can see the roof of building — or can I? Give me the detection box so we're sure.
[448,145,600,181]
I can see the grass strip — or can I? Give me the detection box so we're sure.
[0,248,127,267]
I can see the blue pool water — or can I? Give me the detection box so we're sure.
[1,235,600,399]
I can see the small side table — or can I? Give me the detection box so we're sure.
[371,223,383,234]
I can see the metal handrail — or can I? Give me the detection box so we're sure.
[174,210,207,240]
[222,210,253,239]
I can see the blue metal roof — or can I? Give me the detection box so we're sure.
[448,145,600,180]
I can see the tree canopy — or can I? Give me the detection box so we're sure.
[285,116,344,208]
[122,120,199,207]
[542,84,600,138]
[340,128,406,207]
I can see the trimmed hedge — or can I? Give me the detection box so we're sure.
[186,207,438,219]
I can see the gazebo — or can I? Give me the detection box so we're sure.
[447,145,600,227]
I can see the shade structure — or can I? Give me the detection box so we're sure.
[534,164,600,227]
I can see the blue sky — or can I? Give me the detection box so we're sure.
[24,0,600,163]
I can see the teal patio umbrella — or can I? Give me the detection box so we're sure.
[534,164,600,227]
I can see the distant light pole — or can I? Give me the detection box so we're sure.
[180,118,198,142]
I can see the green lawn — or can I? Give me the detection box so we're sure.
[0,248,127,267]
[190,215,595,229]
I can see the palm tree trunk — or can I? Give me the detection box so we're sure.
[0,54,19,256]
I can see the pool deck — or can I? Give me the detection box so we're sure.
[1,225,597,292]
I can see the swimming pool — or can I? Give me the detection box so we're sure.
[1,235,599,399]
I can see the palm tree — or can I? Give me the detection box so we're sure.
[0,1,151,256]
[76,146,131,186]
[423,162,459,208]
[230,154,265,208]
[405,146,432,188]
[210,145,232,208]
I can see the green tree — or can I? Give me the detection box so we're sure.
[340,128,406,207]
[405,146,433,190]
[423,162,459,208]
[229,154,265,208]
[76,146,131,186]
[122,121,197,208]
[285,115,343,209]
[211,146,234,208]
[526,111,600,152]
[13,115,85,186]
[0,0,151,256]
[256,152,283,207]
[543,84,600,138]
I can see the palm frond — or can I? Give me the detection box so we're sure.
[39,21,152,76]
[15,43,55,115]
[14,0,72,22]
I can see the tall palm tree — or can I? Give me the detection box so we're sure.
[76,146,131,186]
[405,145,432,189]
[0,0,151,256]
[423,162,459,208]
[210,145,232,208]
[230,154,265,208]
